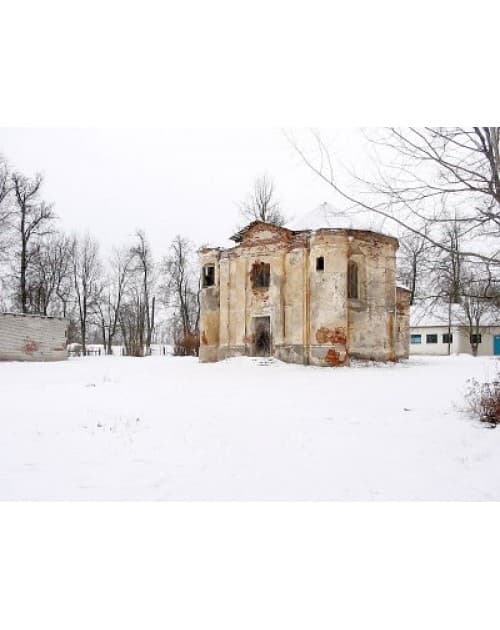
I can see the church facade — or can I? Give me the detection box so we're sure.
[199,221,410,366]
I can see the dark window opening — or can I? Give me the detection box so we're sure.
[426,334,438,344]
[443,333,453,344]
[470,334,482,344]
[316,256,324,271]
[251,262,270,289]
[347,261,358,299]
[410,334,422,344]
[202,265,215,287]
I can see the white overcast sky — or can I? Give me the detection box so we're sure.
[0,128,370,257]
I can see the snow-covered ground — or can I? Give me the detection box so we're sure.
[1,354,500,500]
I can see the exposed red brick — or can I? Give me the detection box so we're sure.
[325,348,346,366]
[315,327,347,345]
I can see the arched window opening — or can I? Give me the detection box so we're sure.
[347,261,358,299]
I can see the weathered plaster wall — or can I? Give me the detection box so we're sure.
[276,243,307,364]
[199,249,221,362]
[0,313,69,361]
[395,287,411,359]
[346,234,399,361]
[308,231,349,366]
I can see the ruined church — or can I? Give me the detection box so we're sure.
[199,220,410,366]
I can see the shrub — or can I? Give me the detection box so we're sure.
[464,373,500,427]
[173,333,200,357]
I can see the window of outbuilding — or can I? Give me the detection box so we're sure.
[347,261,359,299]
[470,333,482,344]
[316,256,324,271]
[202,265,215,287]
[426,334,438,344]
[411,334,422,344]
[443,333,453,344]
[251,262,270,288]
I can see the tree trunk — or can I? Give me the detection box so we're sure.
[81,321,87,355]
[20,236,27,313]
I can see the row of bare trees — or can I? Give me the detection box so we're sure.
[0,155,200,356]
[0,150,288,358]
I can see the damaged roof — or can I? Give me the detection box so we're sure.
[229,219,398,245]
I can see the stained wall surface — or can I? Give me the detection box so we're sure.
[0,313,69,361]
[199,222,409,366]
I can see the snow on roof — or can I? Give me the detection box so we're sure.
[288,202,398,238]
[410,300,500,328]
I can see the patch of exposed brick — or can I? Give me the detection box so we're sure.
[315,327,347,345]
[201,330,208,345]
[325,348,346,366]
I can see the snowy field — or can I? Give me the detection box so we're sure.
[1,354,500,500]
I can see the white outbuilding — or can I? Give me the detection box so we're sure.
[410,301,500,357]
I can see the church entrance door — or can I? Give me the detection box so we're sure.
[253,316,271,357]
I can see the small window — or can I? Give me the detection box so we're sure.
[470,334,482,344]
[202,265,215,287]
[443,333,453,344]
[426,334,438,344]
[251,262,270,289]
[347,261,358,299]
[410,334,422,345]
[316,256,324,271]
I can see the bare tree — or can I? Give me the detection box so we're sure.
[458,264,500,356]
[430,216,465,306]
[161,235,200,355]
[96,246,133,355]
[397,227,431,305]
[52,233,75,317]
[130,230,156,354]
[115,231,156,357]
[10,172,55,312]
[288,128,500,265]
[239,173,286,227]
[22,232,74,316]
[118,284,147,357]
[0,157,14,303]
[71,234,102,354]
[0,156,14,262]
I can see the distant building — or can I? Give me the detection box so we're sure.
[410,302,500,356]
[199,220,410,366]
[0,312,69,361]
